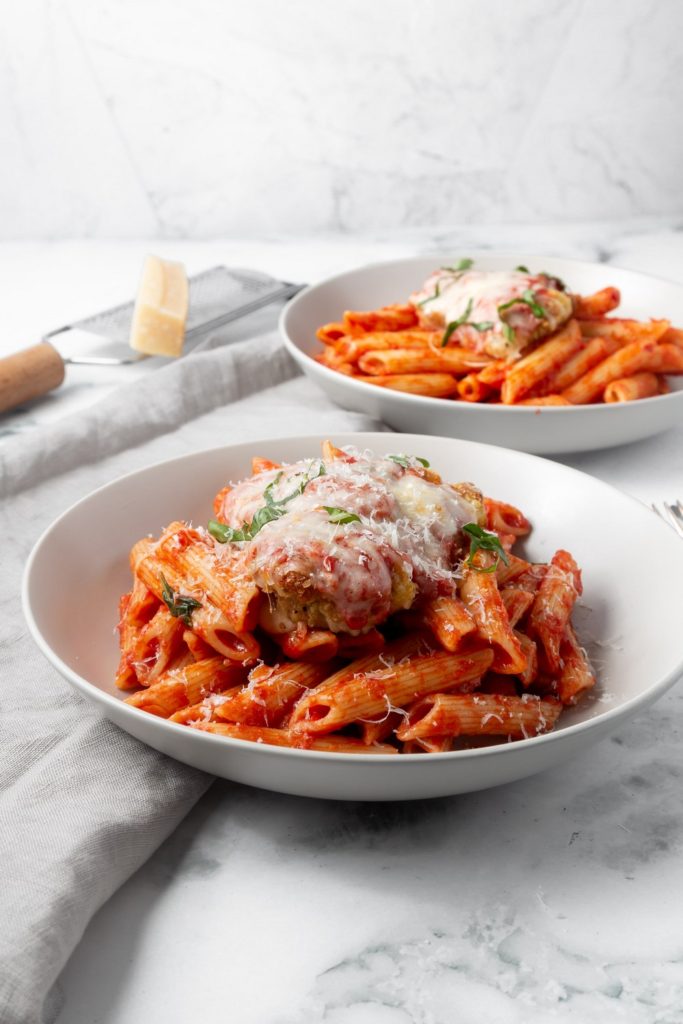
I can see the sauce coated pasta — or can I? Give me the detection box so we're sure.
[116,443,595,753]
[314,261,683,406]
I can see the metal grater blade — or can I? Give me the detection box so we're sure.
[44,266,301,361]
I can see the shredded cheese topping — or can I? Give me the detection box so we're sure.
[215,447,480,632]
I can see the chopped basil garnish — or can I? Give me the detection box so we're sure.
[388,454,430,469]
[421,259,475,307]
[160,574,202,626]
[263,471,283,505]
[442,299,496,346]
[515,264,530,273]
[540,271,566,292]
[462,523,510,573]
[521,288,548,318]
[208,519,251,543]
[441,257,474,273]
[210,460,325,544]
[502,323,515,345]
[324,506,361,525]
[441,299,471,345]
[498,289,547,321]
[417,280,441,307]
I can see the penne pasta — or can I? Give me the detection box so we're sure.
[116,441,595,754]
[155,521,260,633]
[558,624,596,705]
[309,265,678,408]
[358,348,491,377]
[457,373,492,402]
[125,657,246,718]
[316,321,350,344]
[115,578,160,689]
[191,722,399,754]
[562,334,673,404]
[336,331,436,364]
[485,498,531,537]
[422,595,477,652]
[528,550,582,673]
[343,304,418,333]
[517,395,572,406]
[500,588,535,628]
[336,628,386,658]
[603,372,660,403]
[356,373,460,397]
[128,605,186,687]
[289,649,494,735]
[572,287,621,318]
[274,624,340,663]
[540,335,621,394]
[215,661,330,728]
[133,540,260,661]
[396,693,562,741]
[501,320,583,404]
[460,563,526,674]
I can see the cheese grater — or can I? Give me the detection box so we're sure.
[45,266,304,365]
[0,266,305,414]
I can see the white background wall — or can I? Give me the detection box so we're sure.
[2,0,681,239]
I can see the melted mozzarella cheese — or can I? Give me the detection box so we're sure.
[411,268,546,358]
[217,449,480,632]
[412,269,533,325]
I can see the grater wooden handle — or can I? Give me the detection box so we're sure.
[0,342,65,415]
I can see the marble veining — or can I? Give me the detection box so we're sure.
[2,1,683,238]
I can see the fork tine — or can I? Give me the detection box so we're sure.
[667,502,683,531]
[658,501,683,538]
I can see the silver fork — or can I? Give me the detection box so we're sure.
[652,500,683,537]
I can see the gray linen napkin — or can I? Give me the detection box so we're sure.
[0,329,382,1024]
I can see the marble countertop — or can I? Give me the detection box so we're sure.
[7,223,683,1023]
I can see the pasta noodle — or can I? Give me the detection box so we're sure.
[312,260,682,407]
[117,443,595,754]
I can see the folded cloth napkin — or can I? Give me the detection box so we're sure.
[0,328,383,1024]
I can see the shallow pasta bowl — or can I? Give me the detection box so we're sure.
[23,432,683,801]
[280,254,683,454]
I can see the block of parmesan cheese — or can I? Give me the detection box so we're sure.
[129,254,189,357]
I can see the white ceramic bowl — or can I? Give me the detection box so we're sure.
[23,433,683,801]
[280,254,683,455]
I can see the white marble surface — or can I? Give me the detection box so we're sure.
[5,223,683,1023]
[2,1,683,238]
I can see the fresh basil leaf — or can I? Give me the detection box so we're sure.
[263,471,283,506]
[387,454,431,470]
[159,573,202,626]
[497,289,547,321]
[521,288,547,319]
[469,321,494,332]
[210,460,327,545]
[540,271,566,292]
[515,264,529,273]
[251,504,287,534]
[502,323,515,345]
[266,460,325,507]
[442,298,474,346]
[160,573,175,609]
[323,506,361,525]
[417,280,441,307]
[441,257,474,273]
[462,522,510,571]
[208,519,249,543]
